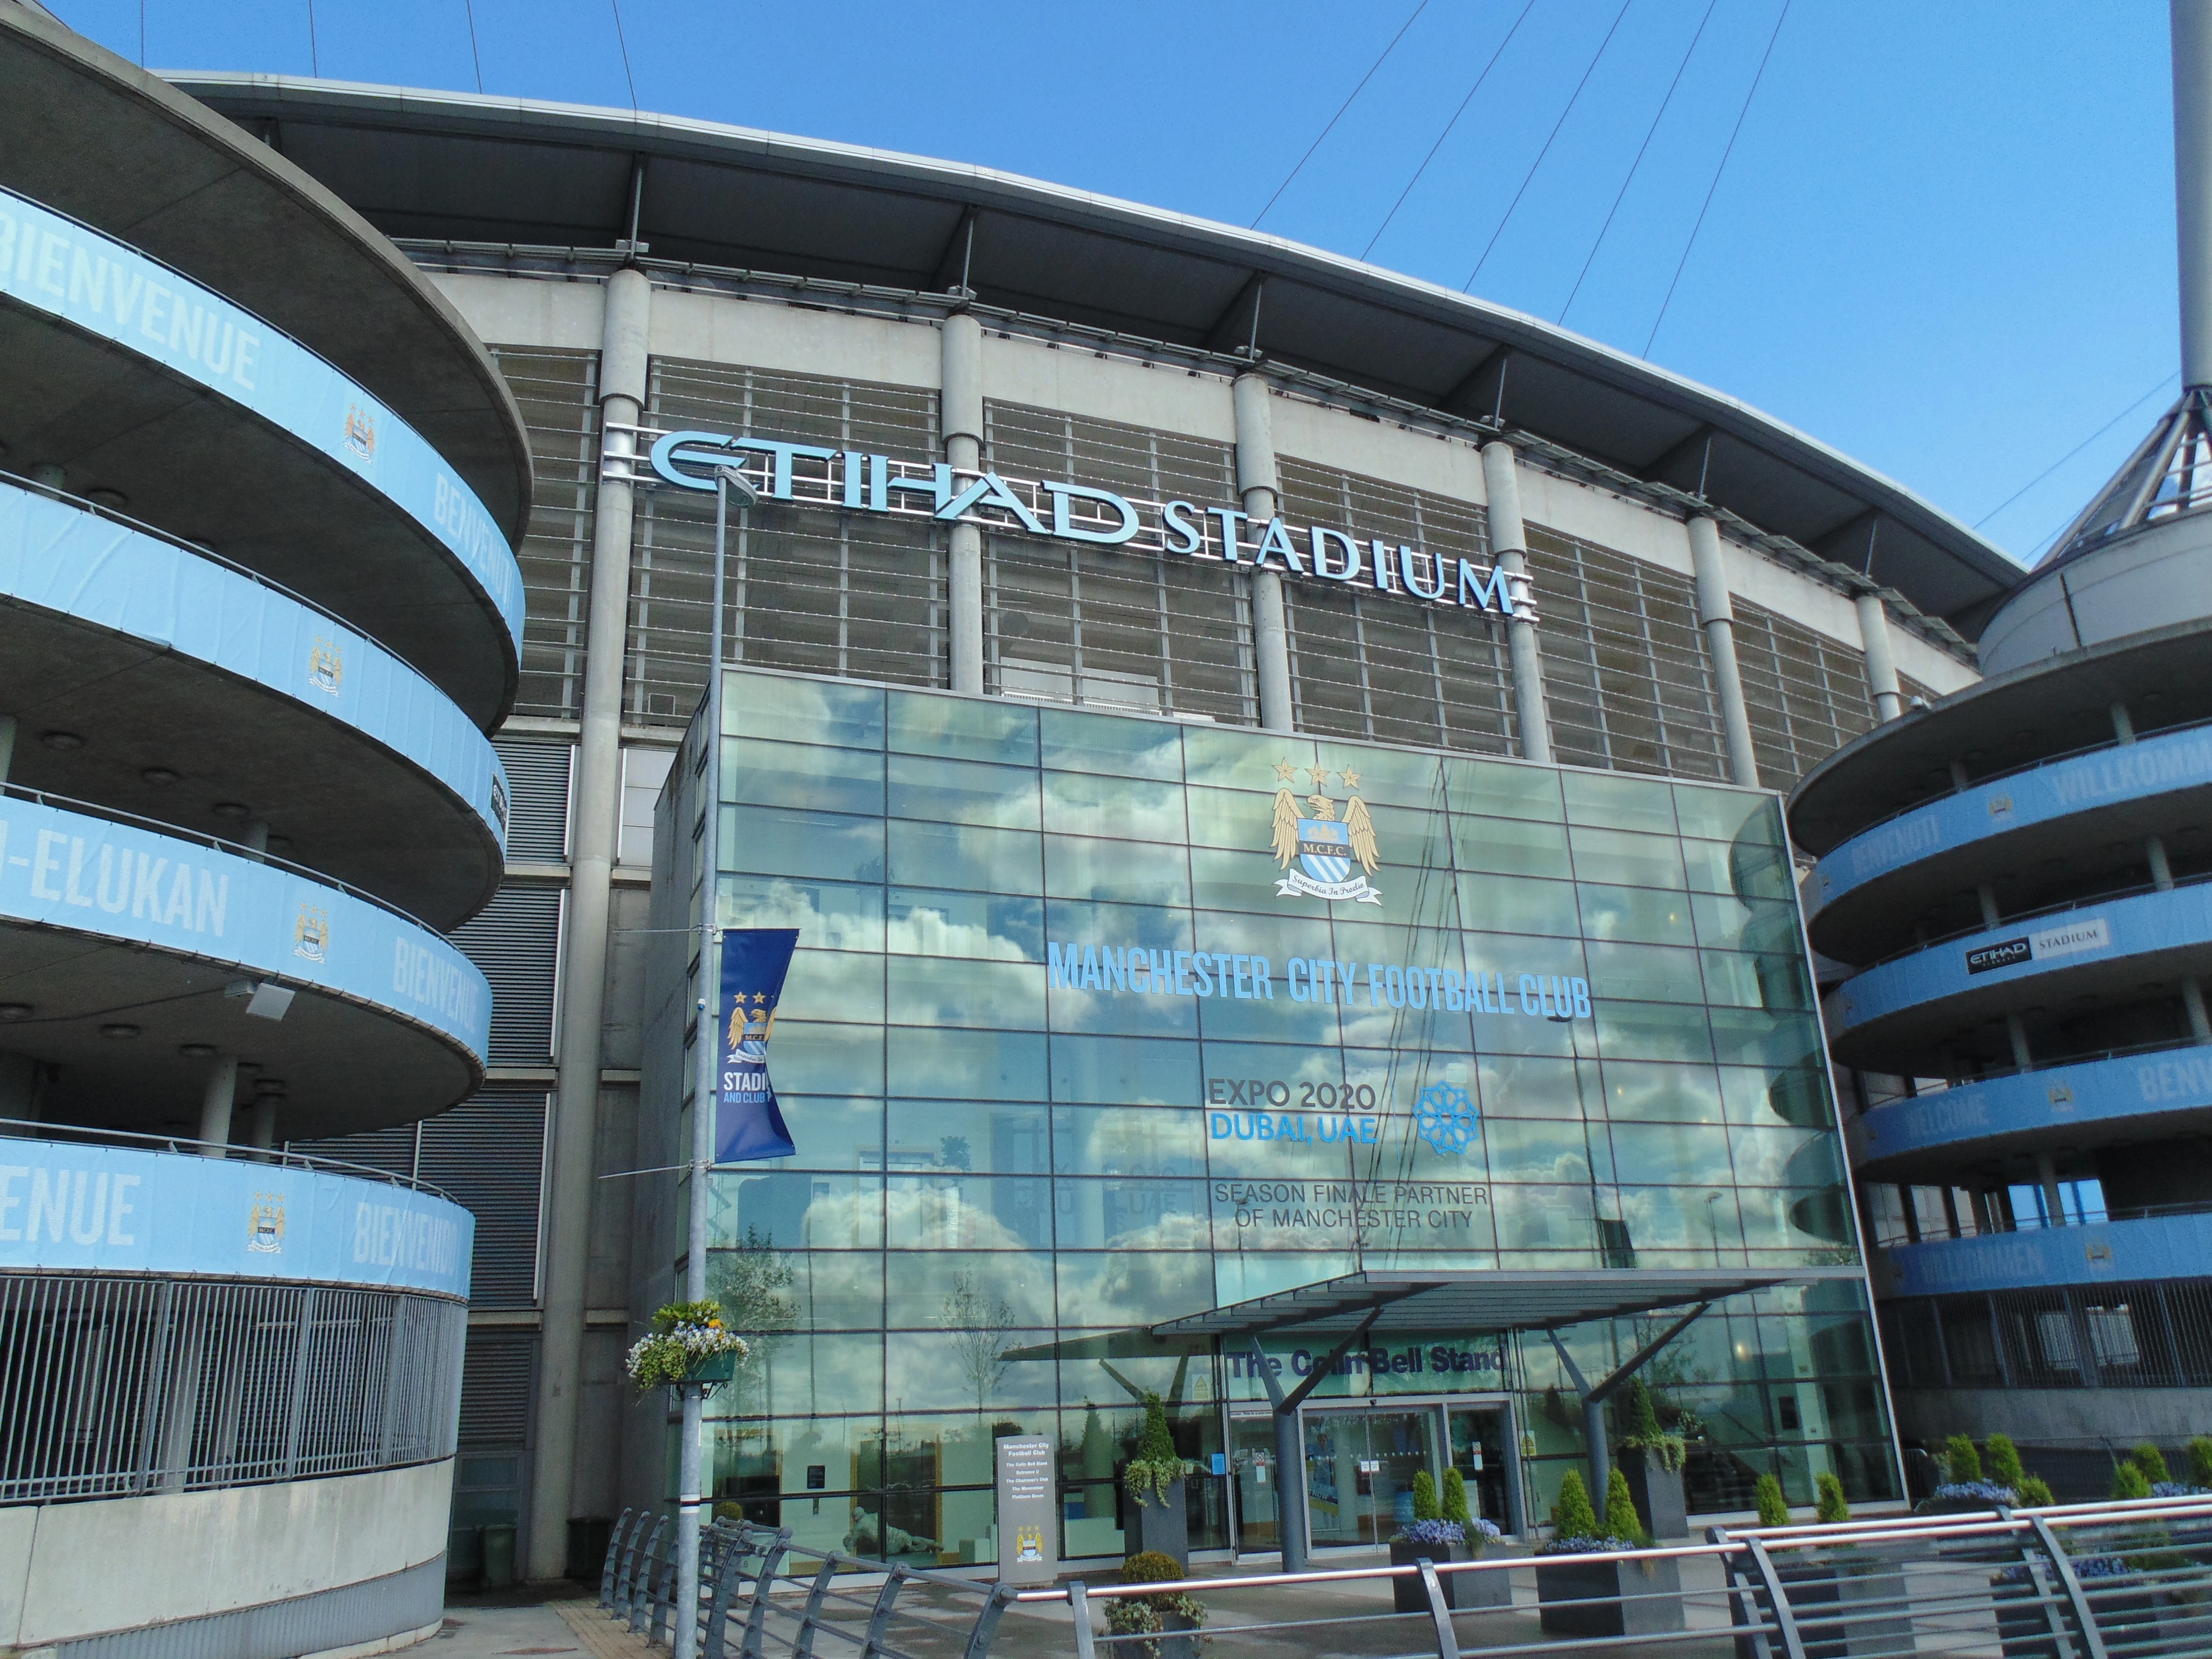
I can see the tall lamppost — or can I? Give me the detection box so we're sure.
[674,461,757,1659]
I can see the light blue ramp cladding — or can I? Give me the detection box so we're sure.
[0,1136,473,1298]
[0,482,507,854]
[1859,1048,2212,1165]
[1814,723,2212,912]
[1832,885,2210,1033]
[1885,1211,2212,1296]
[0,798,490,1065]
[0,188,523,649]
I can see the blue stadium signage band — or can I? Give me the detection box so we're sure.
[644,428,1539,622]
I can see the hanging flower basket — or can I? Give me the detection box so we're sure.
[626,1300,749,1393]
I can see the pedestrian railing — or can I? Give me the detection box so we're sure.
[596,1492,2212,1659]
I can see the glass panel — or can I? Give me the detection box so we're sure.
[725,737,883,815]
[887,821,1042,894]
[887,754,1041,830]
[1563,769,1678,834]
[886,888,1042,962]
[720,875,885,952]
[888,689,1039,766]
[1444,756,1564,822]
[723,806,885,883]
[1040,706,1185,780]
[886,1028,1048,1100]
[1305,1409,1441,1547]
[1042,770,1187,842]
[885,1101,1049,1174]
[725,676,884,750]
[1046,833,1193,908]
[1567,824,1687,890]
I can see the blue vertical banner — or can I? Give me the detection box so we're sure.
[716,928,800,1163]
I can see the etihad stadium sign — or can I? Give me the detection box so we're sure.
[645,429,1539,623]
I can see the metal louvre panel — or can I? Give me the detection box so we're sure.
[1526,527,1728,781]
[448,884,561,1065]
[486,347,598,721]
[1275,456,1515,754]
[983,403,1254,721]
[632,361,946,722]
[416,1089,548,1309]
[1890,1277,2212,1388]
[490,735,572,861]
[0,1275,463,1502]
[1733,598,1876,790]
[457,1329,535,1445]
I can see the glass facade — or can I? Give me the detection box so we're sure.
[649,665,1892,1568]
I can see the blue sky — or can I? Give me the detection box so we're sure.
[58,0,2180,568]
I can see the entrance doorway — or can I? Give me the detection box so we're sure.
[1226,1397,1522,1557]
[1304,1407,1439,1547]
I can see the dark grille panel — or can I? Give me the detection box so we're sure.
[486,346,598,722]
[491,735,573,862]
[448,884,561,1066]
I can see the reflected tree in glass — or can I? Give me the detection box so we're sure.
[710,1228,799,1414]
[943,1270,1017,1415]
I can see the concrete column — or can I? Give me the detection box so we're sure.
[2113,701,2136,744]
[0,714,15,782]
[530,263,651,1583]
[1686,515,1758,787]
[2035,1150,2066,1228]
[1854,591,1904,722]
[247,1094,279,1154]
[2150,834,2176,890]
[197,1054,238,1157]
[2005,1013,2033,1073]
[943,314,985,695]
[1480,441,1554,766]
[1234,374,1295,733]
[1977,884,2002,930]
[2185,978,2212,1043]
[1950,760,1972,792]
[2173,0,2212,387]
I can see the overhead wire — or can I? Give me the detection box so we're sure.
[1973,372,2177,531]
[1361,0,1540,262]
[1557,0,1718,325]
[1463,0,1636,293]
[1641,0,1791,356]
[306,0,318,75]
[1251,1,1431,230]
[463,0,484,93]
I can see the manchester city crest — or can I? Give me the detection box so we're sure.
[294,905,330,963]
[309,637,343,696]
[1269,760,1382,905]
[247,1193,285,1254]
[343,405,377,463]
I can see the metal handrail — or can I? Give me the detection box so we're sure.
[0,779,449,939]
[1849,866,2212,973]
[0,1115,458,1200]
[1820,708,2212,854]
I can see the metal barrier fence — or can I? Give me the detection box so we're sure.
[0,1274,466,1502]
[600,1493,2212,1659]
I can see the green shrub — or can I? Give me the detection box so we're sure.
[1121,1551,1183,1583]
[1815,1471,1850,1524]
[2190,1436,2212,1488]
[1605,1467,1645,1544]
[1983,1434,2026,1488]
[1412,1469,1441,1522]
[1123,1393,1193,1507]
[2131,1443,2172,1486]
[2018,1475,2055,1507]
[1623,1377,1663,1441]
[2113,1461,2153,1501]
[1553,1469,1598,1538]
[1106,1553,1205,1653]
[1944,1434,1982,1483]
[1754,1473,1790,1528]
[1441,1467,1471,1527]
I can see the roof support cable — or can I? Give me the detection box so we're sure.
[1464,0,1635,293]
[1642,0,1792,355]
[1251,0,1430,230]
[1557,0,1719,324]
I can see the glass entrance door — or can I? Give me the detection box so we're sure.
[1447,1406,1512,1531]
[1304,1409,1441,1548]
[1228,1415,1280,1551]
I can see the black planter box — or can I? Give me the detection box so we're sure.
[1387,1542,1513,1612]
[1537,1553,1684,1638]
[1130,1476,1188,1571]
[1619,1448,1688,1540]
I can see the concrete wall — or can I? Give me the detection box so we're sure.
[1893,1385,2212,1447]
[0,1460,452,1650]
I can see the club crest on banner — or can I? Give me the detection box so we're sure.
[294,905,330,963]
[343,405,377,463]
[1268,760,1382,905]
[309,637,343,696]
[247,1193,286,1254]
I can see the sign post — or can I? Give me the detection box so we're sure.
[994,1435,1059,1586]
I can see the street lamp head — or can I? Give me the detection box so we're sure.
[715,465,760,505]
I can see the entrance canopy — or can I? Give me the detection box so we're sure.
[1005,1266,1869,1362]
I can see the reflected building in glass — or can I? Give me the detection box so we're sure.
[644,667,1892,1563]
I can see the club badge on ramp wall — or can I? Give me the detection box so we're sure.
[716,928,799,1163]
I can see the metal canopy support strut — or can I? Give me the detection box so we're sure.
[1246,1311,1380,1573]
[1548,1301,1711,1511]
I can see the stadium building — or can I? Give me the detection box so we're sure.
[0,5,515,1653]
[3,0,2041,1594]
[1790,1,2212,1491]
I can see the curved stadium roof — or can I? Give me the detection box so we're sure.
[171,74,2024,641]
